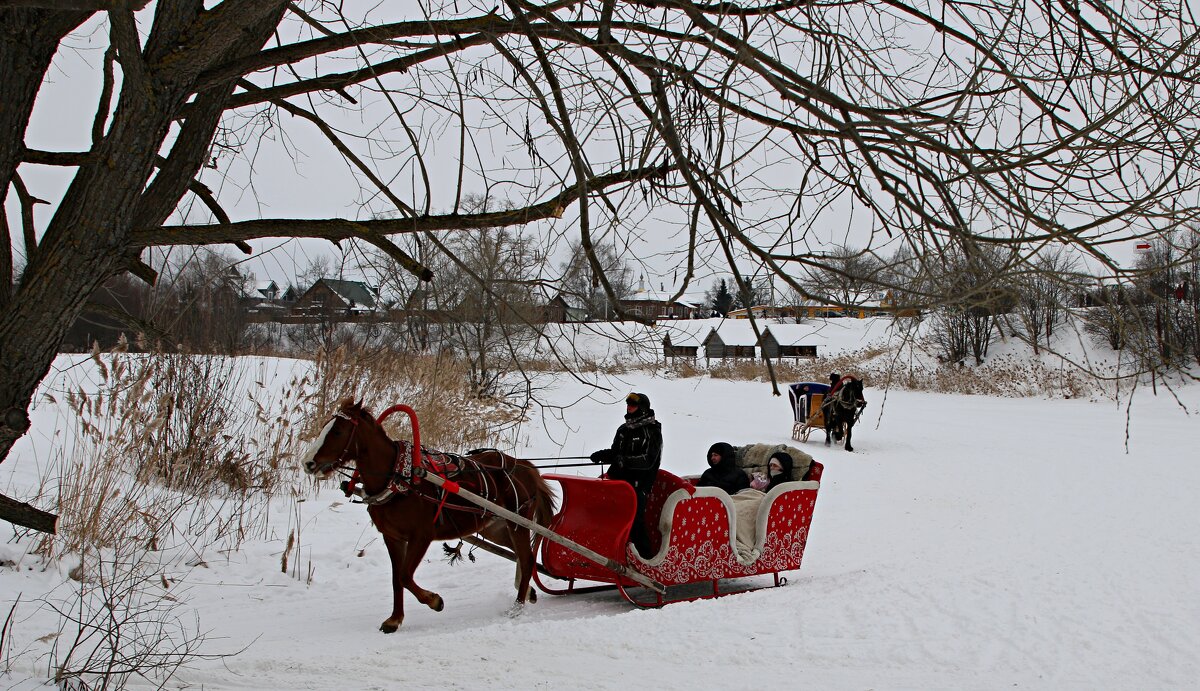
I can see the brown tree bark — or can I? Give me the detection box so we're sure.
[0,0,289,531]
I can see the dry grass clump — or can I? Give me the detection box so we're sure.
[707,358,770,380]
[879,355,1105,399]
[37,349,297,559]
[35,341,527,561]
[306,346,521,452]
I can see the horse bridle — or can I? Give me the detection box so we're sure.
[311,412,531,516]
[310,411,361,477]
[313,411,420,506]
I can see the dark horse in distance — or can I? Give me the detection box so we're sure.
[822,376,867,452]
[301,399,555,633]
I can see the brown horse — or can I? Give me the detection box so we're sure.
[300,399,555,633]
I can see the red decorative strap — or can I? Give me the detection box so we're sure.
[429,475,463,524]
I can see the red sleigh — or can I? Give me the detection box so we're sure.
[532,446,823,606]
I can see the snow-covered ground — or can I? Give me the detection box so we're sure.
[1,324,1198,689]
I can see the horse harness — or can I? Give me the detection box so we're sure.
[823,380,867,423]
[329,412,533,518]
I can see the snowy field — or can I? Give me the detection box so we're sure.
[1,336,1198,689]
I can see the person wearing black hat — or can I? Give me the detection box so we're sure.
[697,442,751,494]
[590,392,662,556]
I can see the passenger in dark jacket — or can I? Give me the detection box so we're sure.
[697,442,750,494]
[590,392,662,556]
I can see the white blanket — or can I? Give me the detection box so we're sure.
[730,489,766,561]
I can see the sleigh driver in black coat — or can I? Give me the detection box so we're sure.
[591,392,662,557]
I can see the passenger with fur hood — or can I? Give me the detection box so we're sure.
[698,442,751,494]
[751,451,795,492]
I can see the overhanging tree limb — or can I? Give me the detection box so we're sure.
[131,165,669,276]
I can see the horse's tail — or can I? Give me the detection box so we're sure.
[512,459,557,527]
[531,470,557,529]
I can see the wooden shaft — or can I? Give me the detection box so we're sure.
[417,469,666,594]
[459,535,565,581]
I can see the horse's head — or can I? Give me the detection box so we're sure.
[845,377,864,402]
[300,398,372,479]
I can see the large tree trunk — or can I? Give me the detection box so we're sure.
[0,8,90,463]
[0,1,288,532]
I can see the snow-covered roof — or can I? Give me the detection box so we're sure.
[622,289,704,307]
[655,320,712,347]
[254,280,279,298]
[320,278,378,309]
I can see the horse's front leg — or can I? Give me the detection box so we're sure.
[399,533,444,614]
[844,422,854,452]
[380,535,407,633]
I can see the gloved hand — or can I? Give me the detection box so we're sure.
[590,448,614,464]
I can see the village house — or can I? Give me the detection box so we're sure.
[542,294,589,323]
[618,288,704,321]
[291,278,382,317]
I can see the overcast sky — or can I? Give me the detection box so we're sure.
[7,5,1149,296]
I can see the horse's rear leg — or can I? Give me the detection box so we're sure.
[483,521,537,608]
[508,525,537,606]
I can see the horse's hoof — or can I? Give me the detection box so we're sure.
[506,601,526,618]
[380,619,400,634]
[430,595,444,612]
[528,590,538,604]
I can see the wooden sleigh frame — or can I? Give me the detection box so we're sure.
[789,382,831,442]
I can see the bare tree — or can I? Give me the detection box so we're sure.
[1083,281,1143,352]
[805,246,886,308]
[1130,229,1200,367]
[926,247,1015,365]
[3,1,1200,529]
[1003,248,1084,354]
[558,238,635,320]
[430,226,544,397]
[727,274,770,311]
[154,249,250,355]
